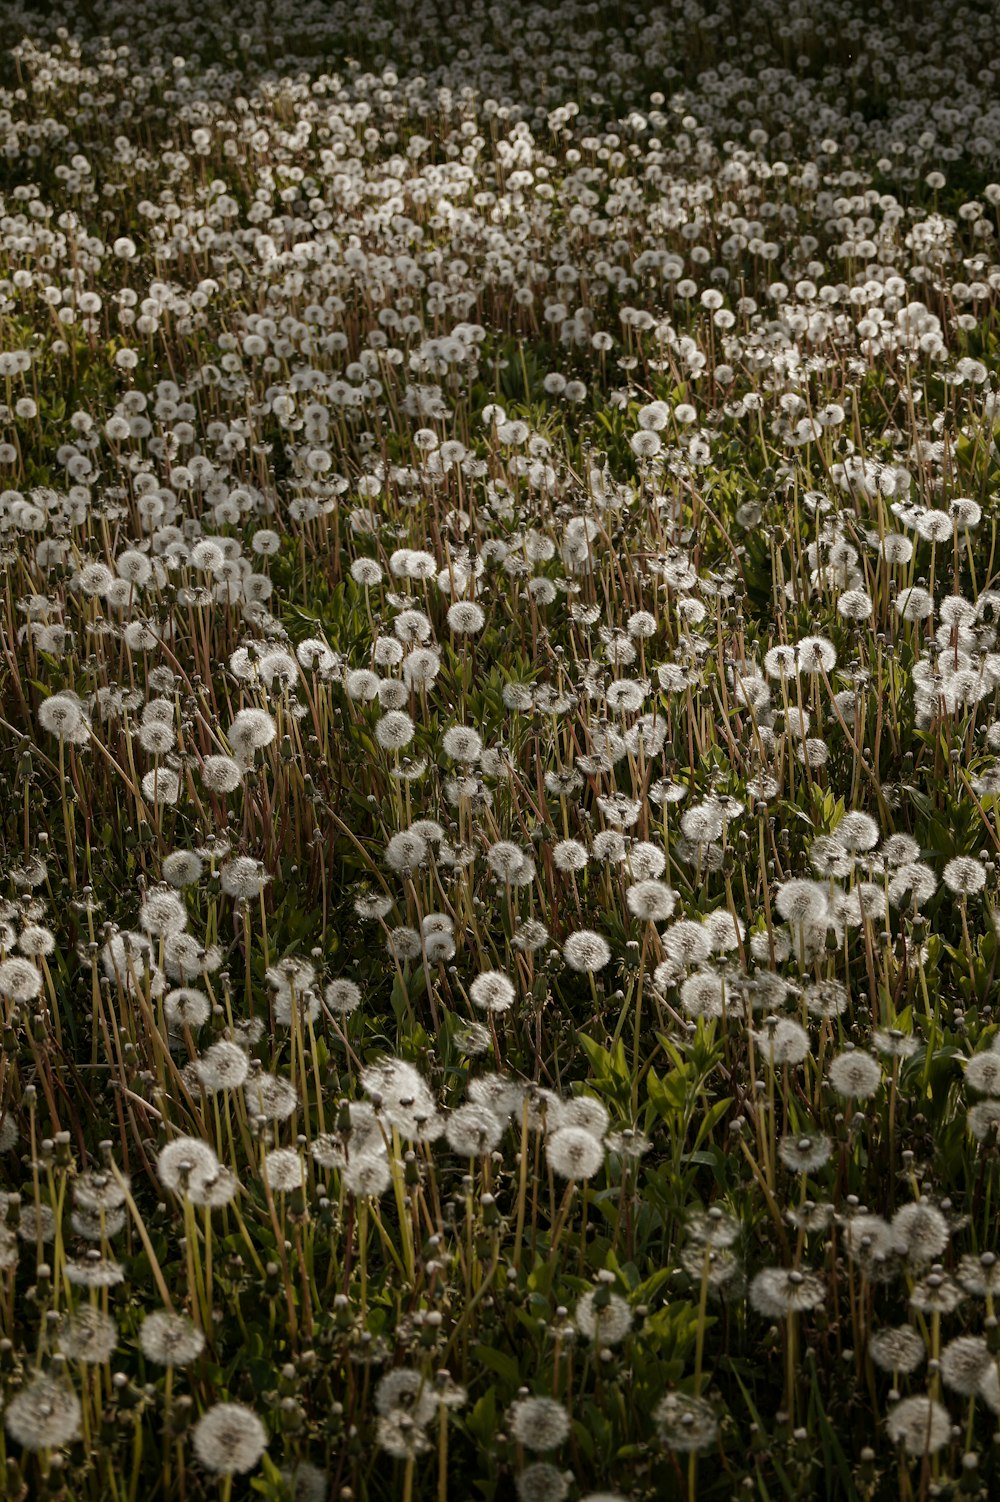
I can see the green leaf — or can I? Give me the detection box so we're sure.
[472,1343,521,1387]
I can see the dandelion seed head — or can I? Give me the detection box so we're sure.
[140,1310,207,1367]
[749,1266,826,1316]
[753,1017,811,1066]
[192,1402,268,1475]
[778,1133,833,1173]
[943,856,986,896]
[447,601,485,634]
[546,1127,605,1181]
[559,1096,609,1138]
[57,1307,117,1364]
[885,1394,950,1456]
[0,956,42,1002]
[445,1103,504,1156]
[201,754,243,793]
[654,1391,718,1453]
[828,1050,882,1100]
[551,838,588,874]
[263,1146,304,1192]
[869,1325,926,1375]
[626,879,677,922]
[563,930,612,973]
[5,1375,82,1451]
[909,1267,964,1315]
[940,1335,991,1396]
[469,970,516,1014]
[509,1396,571,1452]
[892,1201,950,1263]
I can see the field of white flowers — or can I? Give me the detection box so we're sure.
[1,0,1000,1497]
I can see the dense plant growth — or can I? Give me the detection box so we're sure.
[1,1,1000,1498]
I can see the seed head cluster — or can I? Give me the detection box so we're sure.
[0,0,999,1497]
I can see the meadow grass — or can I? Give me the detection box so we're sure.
[0,1,1000,1498]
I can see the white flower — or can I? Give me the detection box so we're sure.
[563,930,612,972]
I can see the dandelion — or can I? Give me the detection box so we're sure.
[219,857,267,899]
[346,669,380,702]
[65,1255,125,1289]
[687,1208,741,1249]
[58,1307,118,1364]
[892,1201,950,1263]
[680,969,727,1020]
[778,1134,833,1173]
[836,812,880,852]
[340,1143,394,1197]
[375,1369,437,1426]
[324,978,362,1015]
[563,930,612,972]
[445,1103,504,1156]
[796,635,836,673]
[896,586,934,622]
[622,846,664,884]
[281,1462,329,1502]
[804,979,849,1018]
[967,1098,1000,1141]
[888,862,938,909]
[868,1326,925,1375]
[192,1402,268,1475]
[385,830,428,872]
[164,987,210,1032]
[753,1018,811,1067]
[880,534,914,565]
[957,1250,1000,1298]
[509,1396,570,1451]
[552,839,589,873]
[909,1267,964,1316]
[574,1289,632,1345]
[968,1054,1000,1093]
[979,1363,1000,1414]
[885,1395,951,1457]
[0,957,42,1002]
[5,1375,82,1451]
[626,880,677,921]
[749,1266,826,1316]
[447,601,485,634]
[72,1171,127,1214]
[469,970,516,1014]
[828,1051,882,1100]
[940,1335,991,1396]
[227,707,276,761]
[872,1028,919,1061]
[774,879,828,925]
[467,1074,524,1122]
[559,1096,609,1137]
[138,887,189,938]
[195,1041,250,1092]
[201,755,243,794]
[264,1147,304,1192]
[838,589,873,621]
[654,1392,718,1453]
[943,856,986,896]
[158,1136,220,1198]
[2,19,1000,1496]
[442,725,483,762]
[516,1465,570,1502]
[376,1411,431,1460]
[38,693,90,743]
[375,710,415,751]
[140,1311,206,1367]
[162,850,204,888]
[546,1127,605,1181]
[245,1073,299,1122]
